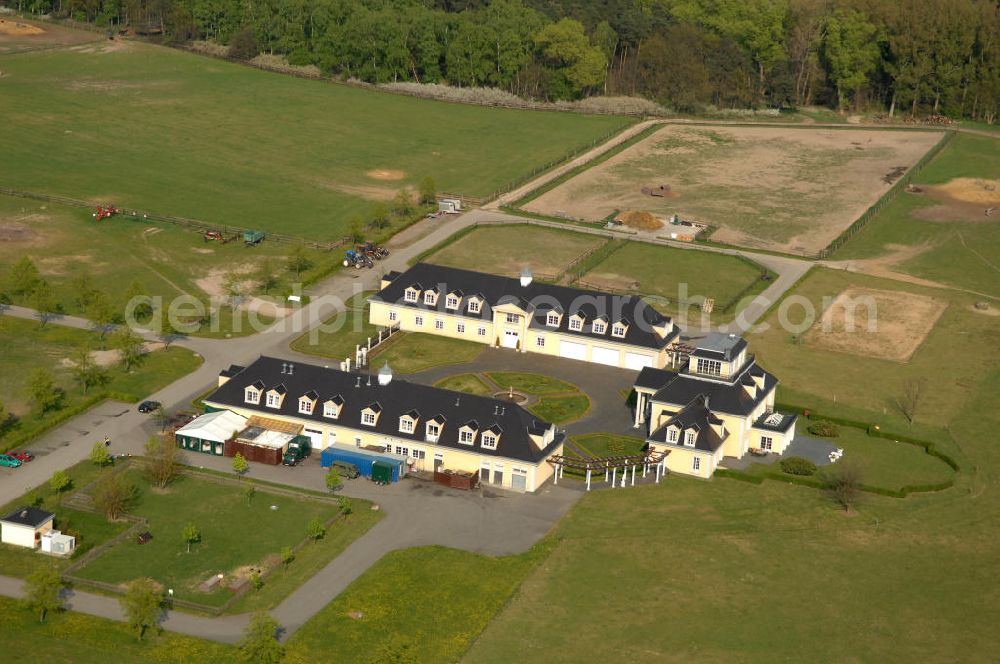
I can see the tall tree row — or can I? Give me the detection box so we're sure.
[13,0,1000,121]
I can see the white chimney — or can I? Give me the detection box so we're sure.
[378,363,393,386]
[520,267,533,288]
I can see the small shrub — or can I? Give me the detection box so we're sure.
[807,421,840,437]
[780,456,818,476]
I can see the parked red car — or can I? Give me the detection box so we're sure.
[9,450,34,462]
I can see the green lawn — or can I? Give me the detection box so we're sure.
[529,395,590,425]
[0,44,629,241]
[573,433,646,457]
[577,241,772,320]
[74,471,355,608]
[0,316,202,448]
[742,426,955,493]
[833,133,1000,297]
[433,373,494,396]
[423,224,605,280]
[284,544,551,663]
[0,194,331,332]
[289,291,376,360]
[369,333,484,374]
[0,460,130,578]
[0,596,241,664]
[486,372,578,395]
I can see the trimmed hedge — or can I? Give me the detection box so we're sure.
[780,456,818,476]
[807,421,839,437]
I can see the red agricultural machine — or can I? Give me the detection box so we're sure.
[93,204,120,221]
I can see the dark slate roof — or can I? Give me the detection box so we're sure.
[635,367,675,391]
[645,359,778,417]
[220,364,245,378]
[1,506,54,528]
[205,356,563,464]
[690,332,748,362]
[648,397,728,453]
[752,411,798,433]
[373,263,678,351]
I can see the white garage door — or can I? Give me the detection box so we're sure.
[592,346,620,367]
[303,428,324,448]
[560,340,586,361]
[625,352,654,370]
[502,330,519,349]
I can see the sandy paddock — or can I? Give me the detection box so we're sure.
[527,125,944,256]
[908,178,1000,222]
[0,18,99,51]
[806,287,947,362]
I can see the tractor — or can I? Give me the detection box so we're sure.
[203,230,224,242]
[358,241,390,260]
[343,249,374,269]
[94,204,119,221]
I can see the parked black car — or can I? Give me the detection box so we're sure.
[137,400,161,413]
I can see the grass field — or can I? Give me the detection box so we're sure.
[573,241,772,321]
[832,133,1000,298]
[0,316,201,446]
[433,373,493,396]
[0,194,330,334]
[486,372,577,395]
[572,432,646,458]
[284,544,550,662]
[0,39,629,241]
[368,333,484,374]
[529,395,590,424]
[74,470,359,608]
[422,224,605,279]
[288,291,375,360]
[525,125,943,255]
[0,596,241,664]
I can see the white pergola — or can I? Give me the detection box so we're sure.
[548,450,669,491]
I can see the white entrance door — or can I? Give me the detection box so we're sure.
[625,352,654,370]
[560,340,586,360]
[502,330,519,349]
[591,346,620,366]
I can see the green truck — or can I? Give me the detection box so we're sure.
[282,436,312,466]
[243,230,265,246]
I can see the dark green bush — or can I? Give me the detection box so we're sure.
[807,421,839,437]
[780,456,818,476]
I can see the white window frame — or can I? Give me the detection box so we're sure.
[395,446,409,457]
[692,457,701,471]
[612,323,627,338]
[457,323,466,334]
[388,310,397,322]
[569,317,583,331]
[760,436,773,451]
[593,321,606,334]
[696,358,722,377]
[477,326,487,337]
[266,392,281,408]
[505,313,519,324]
[536,336,545,347]
[667,428,678,443]
[446,295,459,310]
[323,402,339,419]
[362,411,377,426]
[298,398,313,415]
[684,430,696,447]
[404,289,418,303]
[546,312,560,327]
[399,418,414,434]
[245,388,260,404]
[481,433,497,449]
[468,299,482,314]
[459,429,474,444]
[414,315,424,327]
[426,423,441,441]
[435,318,445,330]
[424,291,437,306]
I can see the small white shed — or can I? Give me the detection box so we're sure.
[40,530,76,556]
[1,506,54,549]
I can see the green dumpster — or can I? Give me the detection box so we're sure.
[371,461,393,485]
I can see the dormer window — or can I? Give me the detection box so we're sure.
[323,399,341,419]
[667,428,678,443]
[612,321,628,338]
[404,286,419,303]
[459,421,479,445]
[400,418,414,433]
[245,387,261,405]
[684,430,696,447]
[468,298,482,314]
[569,315,584,332]
[446,294,459,310]
[546,312,560,327]
[592,320,606,334]
[266,392,282,408]
[424,290,438,306]
[425,416,445,442]
[298,398,314,415]
[361,403,381,427]
[481,433,498,449]
[696,358,722,377]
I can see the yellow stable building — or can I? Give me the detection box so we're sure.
[369,263,679,370]
[203,357,564,492]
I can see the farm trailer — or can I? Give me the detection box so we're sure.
[320,444,407,483]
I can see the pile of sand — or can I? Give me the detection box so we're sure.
[616,210,664,230]
[926,178,1000,205]
[0,20,45,36]
[366,169,406,181]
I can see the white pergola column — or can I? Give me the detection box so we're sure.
[633,392,644,428]
[611,466,617,488]
[585,468,592,491]
[631,464,637,486]
[553,463,559,485]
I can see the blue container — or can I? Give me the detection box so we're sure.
[319,444,405,482]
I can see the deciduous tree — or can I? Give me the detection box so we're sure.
[233,452,249,479]
[239,611,284,664]
[110,325,145,372]
[120,578,163,640]
[287,245,313,278]
[93,472,136,520]
[307,517,326,541]
[22,566,63,623]
[144,435,181,487]
[28,368,62,416]
[90,441,112,468]
[182,522,201,553]
[70,344,109,395]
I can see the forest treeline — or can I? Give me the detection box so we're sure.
[9,0,1000,122]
